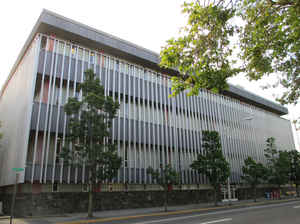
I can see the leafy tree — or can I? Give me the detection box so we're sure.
[288,150,300,197]
[264,137,290,198]
[61,69,121,218]
[190,130,230,206]
[147,164,179,212]
[160,1,300,118]
[241,157,268,202]
[239,0,300,106]
[160,1,240,96]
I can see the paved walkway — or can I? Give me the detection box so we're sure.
[0,197,299,224]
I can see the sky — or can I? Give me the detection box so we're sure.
[0,0,299,148]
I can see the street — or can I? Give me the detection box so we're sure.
[1,200,300,224]
[93,201,300,224]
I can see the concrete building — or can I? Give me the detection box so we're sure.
[0,10,295,214]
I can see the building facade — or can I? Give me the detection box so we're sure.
[0,10,295,194]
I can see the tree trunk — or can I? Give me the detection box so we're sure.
[296,184,299,197]
[254,186,257,202]
[278,185,281,200]
[164,188,168,212]
[214,188,218,206]
[88,184,94,218]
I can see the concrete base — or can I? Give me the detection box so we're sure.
[222,198,238,202]
[0,189,214,217]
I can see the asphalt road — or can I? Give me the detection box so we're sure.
[100,201,300,224]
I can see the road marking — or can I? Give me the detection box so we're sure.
[200,218,232,224]
[133,216,232,224]
[293,205,300,209]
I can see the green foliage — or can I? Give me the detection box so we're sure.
[264,137,290,188]
[242,157,267,187]
[241,156,268,201]
[147,164,180,189]
[288,150,300,196]
[147,164,179,211]
[264,137,277,162]
[160,0,300,107]
[61,69,122,184]
[239,0,300,105]
[191,130,230,205]
[160,2,240,96]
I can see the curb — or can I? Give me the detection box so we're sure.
[0,214,67,220]
[56,198,300,224]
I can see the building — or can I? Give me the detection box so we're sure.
[0,10,295,214]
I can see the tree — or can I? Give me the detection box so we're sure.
[61,69,122,218]
[160,1,300,114]
[288,150,300,197]
[264,137,290,198]
[160,1,240,97]
[190,130,230,206]
[147,164,179,212]
[239,0,300,106]
[241,157,268,202]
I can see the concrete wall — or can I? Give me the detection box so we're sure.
[0,189,214,217]
[0,184,293,217]
[0,37,39,186]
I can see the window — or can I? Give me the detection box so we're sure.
[82,184,89,192]
[52,183,59,192]
[65,44,71,57]
[115,60,119,72]
[55,138,62,164]
[41,36,47,50]
[78,48,83,60]
[124,145,128,168]
[57,41,65,55]
[84,50,89,62]
[90,52,95,64]
[71,46,77,58]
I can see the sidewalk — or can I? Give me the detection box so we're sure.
[0,197,299,224]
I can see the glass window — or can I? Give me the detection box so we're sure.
[84,50,89,62]
[47,38,55,52]
[41,36,47,50]
[125,64,128,74]
[78,48,83,60]
[125,102,129,118]
[116,60,119,72]
[103,56,107,68]
[95,53,100,65]
[120,62,124,73]
[90,52,95,64]
[71,46,77,58]
[65,44,71,57]
[110,58,114,70]
[56,41,64,55]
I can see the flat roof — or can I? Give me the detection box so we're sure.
[2,9,288,115]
